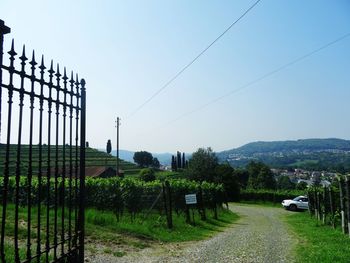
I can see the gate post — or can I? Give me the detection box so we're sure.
[0,19,10,262]
[0,20,11,138]
[79,78,86,262]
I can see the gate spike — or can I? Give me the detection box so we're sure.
[39,55,46,71]
[75,73,80,85]
[8,39,17,56]
[19,44,27,62]
[69,71,74,85]
[30,50,37,67]
[63,67,68,81]
[48,60,54,74]
[56,63,61,77]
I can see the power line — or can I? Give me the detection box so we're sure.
[128,0,262,118]
[161,32,350,127]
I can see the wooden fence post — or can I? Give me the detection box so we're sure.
[322,186,327,224]
[213,192,218,220]
[329,186,335,229]
[345,176,350,237]
[338,176,346,234]
[313,188,318,219]
[316,191,321,221]
[165,181,173,229]
[162,183,169,226]
[198,186,206,221]
[185,205,191,224]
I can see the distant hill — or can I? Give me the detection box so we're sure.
[217,138,350,172]
[111,149,135,163]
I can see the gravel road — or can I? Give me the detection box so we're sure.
[88,204,297,263]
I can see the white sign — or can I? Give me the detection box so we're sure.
[185,194,197,205]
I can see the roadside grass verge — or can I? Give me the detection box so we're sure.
[285,211,350,263]
[85,207,239,243]
[1,204,238,259]
[236,200,281,208]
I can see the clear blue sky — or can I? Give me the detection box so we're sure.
[1,0,349,153]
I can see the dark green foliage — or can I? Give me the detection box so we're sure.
[0,176,225,217]
[152,158,160,169]
[139,168,156,182]
[214,164,240,201]
[177,151,182,169]
[182,153,185,169]
[247,161,276,190]
[133,151,153,167]
[106,139,112,154]
[296,181,308,190]
[171,155,177,171]
[187,147,218,182]
[234,168,249,189]
[240,189,305,203]
[276,175,295,190]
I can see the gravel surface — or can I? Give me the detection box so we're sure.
[88,204,297,263]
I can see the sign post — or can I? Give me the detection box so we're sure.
[185,194,197,225]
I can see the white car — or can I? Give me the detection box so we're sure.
[281,196,309,211]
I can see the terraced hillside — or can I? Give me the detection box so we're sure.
[0,144,141,177]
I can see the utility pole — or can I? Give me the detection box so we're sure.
[115,117,120,176]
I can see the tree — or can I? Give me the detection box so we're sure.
[214,163,240,201]
[296,181,308,190]
[247,161,276,189]
[133,151,153,167]
[187,147,218,182]
[106,139,112,154]
[177,151,182,169]
[234,169,249,189]
[277,175,295,190]
[139,168,156,182]
[182,153,186,169]
[152,157,160,169]
[171,155,176,170]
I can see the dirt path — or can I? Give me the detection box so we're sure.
[88,204,298,263]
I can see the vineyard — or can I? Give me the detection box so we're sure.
[0,144,141,177]
[0,144,230,261]
[307,175,350,236]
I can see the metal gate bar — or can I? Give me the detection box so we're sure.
[0,19,86,263]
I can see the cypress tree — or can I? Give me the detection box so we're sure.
[182,152,185,168]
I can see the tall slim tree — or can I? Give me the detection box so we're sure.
[182,152,186,169]
[177,151,182,169]
[171,155,175,170]
[106,139,112,154]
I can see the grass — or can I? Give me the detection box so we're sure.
[237,200,281,208]
[85,207,239,242]
[1,203,239,259]
[285,211,350,263]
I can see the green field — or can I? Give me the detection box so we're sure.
[285,211,350,263]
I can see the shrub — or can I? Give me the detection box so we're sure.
[139,168,156,182]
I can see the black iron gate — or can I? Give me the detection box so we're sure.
[0,20,86,262]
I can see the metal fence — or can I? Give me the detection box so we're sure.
[0,19,86,262]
